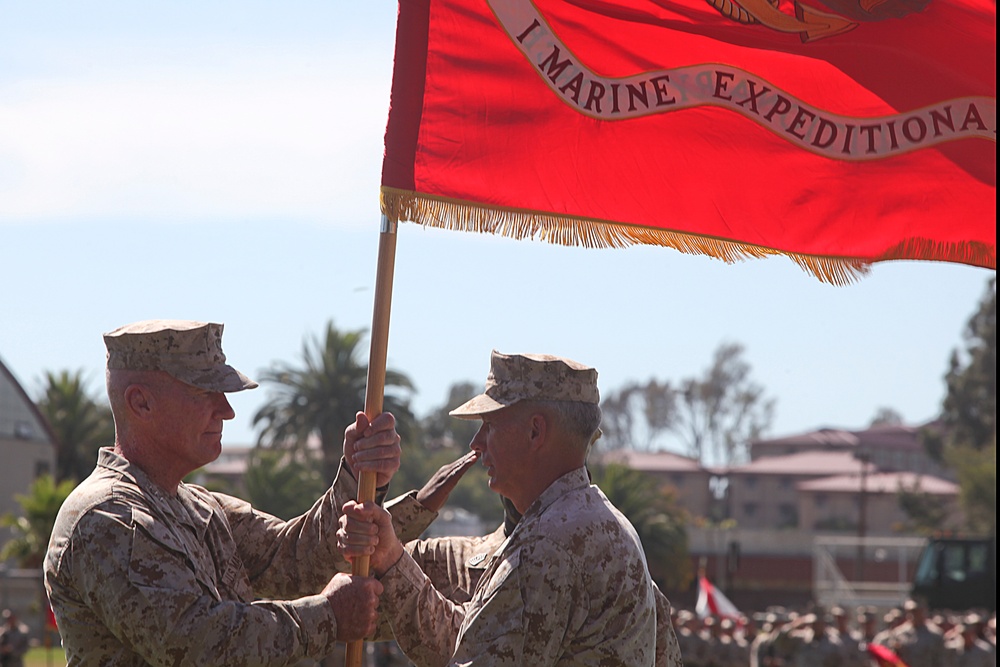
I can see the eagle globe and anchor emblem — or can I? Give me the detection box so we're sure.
[699,0,932,41]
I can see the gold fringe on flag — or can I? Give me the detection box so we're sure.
[381,188,995,286]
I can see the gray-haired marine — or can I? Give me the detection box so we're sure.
[45,319,402,666]
[339,350,658,666]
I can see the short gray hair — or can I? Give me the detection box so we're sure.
[531,399,602,443]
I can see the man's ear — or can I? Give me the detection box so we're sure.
[527,411,548,451]
[124,384,153,420]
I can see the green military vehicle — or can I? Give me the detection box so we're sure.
[911,533,996,612]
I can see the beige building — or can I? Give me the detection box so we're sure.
[750,423,952,479]
[598,448,713,520]
[797,470,961,534]
[726,450,876,529]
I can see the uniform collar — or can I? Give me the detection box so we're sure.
[95,447,214,535]
[521,466,590,521]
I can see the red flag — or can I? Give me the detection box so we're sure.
[45,599,58,630]
[868,642,909,667]
[695,575,741,620]
[381,0,995,283]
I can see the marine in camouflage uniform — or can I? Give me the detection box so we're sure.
[382,451,682,667]
[340,351,659,666]
[874,600,947,667]
[44,320,399,667]
[678,612,711,667]
[788,613,846,667]
[766,613,807,667]
[943,618,995,667]
[749,614,775,667]
[404,526,681,667]
[702,617,738,667]
[829,607,866,667]
[718,618,751,667]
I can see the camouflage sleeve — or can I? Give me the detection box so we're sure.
[218,457,387,598]
[386,490,439,543]
[653,582,684,667]
[365,536,430,644]
[379,551,467,667]
[58,502,339,666]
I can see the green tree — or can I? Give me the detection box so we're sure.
[243,448,328,520]
[1,475,76,568]
[948,440,996,534]
[590,463,692,591]
[419,382,481,451]
[940,278,997,451]
[36,369,114,483]
[897,479,953,535]
[599,342,774,466]
[252,321,417,485]
[923,278,996,534]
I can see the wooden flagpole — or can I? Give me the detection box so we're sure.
[345,214,398,667]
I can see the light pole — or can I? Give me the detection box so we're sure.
[855,451,870,581]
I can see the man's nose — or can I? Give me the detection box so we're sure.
[469,426,487,453]
[214,393,236,420]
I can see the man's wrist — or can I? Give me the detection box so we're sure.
[376,543,406,578]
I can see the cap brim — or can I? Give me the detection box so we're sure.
[173,365,258,393]
[448,393,509,419]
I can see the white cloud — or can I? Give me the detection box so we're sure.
[0,56,391,224]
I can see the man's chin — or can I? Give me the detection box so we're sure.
[203,435,224,458]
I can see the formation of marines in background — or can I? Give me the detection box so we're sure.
[671,600,996,667]
[363,577,996,667]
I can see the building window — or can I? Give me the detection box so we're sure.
[14,421,34,439]
[778,503,798,528]
[815,494,828,508]
[35,460,51,478]
[671,473,684,487]
[779,476,792,490]
[743,503,758,518]
[745,475,757,489]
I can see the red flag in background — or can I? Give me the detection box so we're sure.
[44,599,58,630]
[696,574,741,620]
[381,0,995,283]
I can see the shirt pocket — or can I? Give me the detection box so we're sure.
[130,507,222,603]
[461,549,524,653]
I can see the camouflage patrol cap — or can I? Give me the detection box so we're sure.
[104,319,258,392]
[449,350,599,419]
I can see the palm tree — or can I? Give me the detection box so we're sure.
[252,321,416,484]
[36,369,115,482]
[0,475,76,568]
[243,448,327,520]
[590,463,692,592]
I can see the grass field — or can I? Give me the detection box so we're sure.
[24,646,67,667]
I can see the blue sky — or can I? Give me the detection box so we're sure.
[1,1,993,452]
